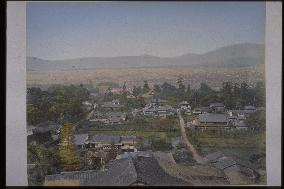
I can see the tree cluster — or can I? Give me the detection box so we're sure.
[27,85,90,125]
[150,79,265,109]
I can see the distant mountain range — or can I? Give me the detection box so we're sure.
[27,43,265,71]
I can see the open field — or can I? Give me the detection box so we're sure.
[77,117,181,140]
[27,64,265,89]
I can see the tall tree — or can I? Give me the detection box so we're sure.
[222,82,233,108]
[177,77,186,100]
[240,82,250,106]
[254,81,265,107]
[58,123,80,171]
[142,80,151,94]
[153,84,161,93]
[132,86,142,97]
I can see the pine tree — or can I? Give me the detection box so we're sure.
[142,80,151,94]
[58,122,81,171]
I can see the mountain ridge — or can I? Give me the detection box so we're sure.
[27,43,265,71]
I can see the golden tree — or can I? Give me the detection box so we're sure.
[58,122,80,171]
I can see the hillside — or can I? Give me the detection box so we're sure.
[27,43,264,71]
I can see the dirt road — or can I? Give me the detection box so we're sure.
[177,110,207,164]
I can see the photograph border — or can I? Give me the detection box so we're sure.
[6,1,282,186]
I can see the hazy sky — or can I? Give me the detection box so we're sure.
[27,2,265,60]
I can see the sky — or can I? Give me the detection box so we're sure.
[27,2,265,60]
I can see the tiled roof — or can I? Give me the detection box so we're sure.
[179,101,190,105]
[244,105,256,110]
[120,136,136,143]
[199,113,228,123]
[210,103,225,108]
[205,151,225,163]
[45,151,190,186]
[212,157,237,170]
[194,107,210,112]
[131,155,188,185]
[91,135,121,144]
[74,134,89,145]
[102,102,124,108]
[32,123,60,134]
[106,112,126,118]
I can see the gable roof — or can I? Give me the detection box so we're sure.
[210,103,225,108]
[131,155,188,185]
[199,113,228,123]
[91,135,121,144]
[193,107,210,112]
[212,157,237,170]
[205,151,225,163]
[74,134,89,145]
[120,136,136,143]
[45,151,190,186]
[101,102,124,108]
[179,101,190,105]
[244,105,256,110]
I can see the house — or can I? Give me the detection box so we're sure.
[107,112,127,121]
[76,134,137,153]
[74,134,89,149]
[110,87,123,95]
[44,151,190,186]
[151,98,168,106]
[192,107,210,115]
[27,126,36,136]
[127,94,136,99]
[32,121,61,134]
[141,89,154,99]
[131,109,143,117]
[192,113,230,130]
[179,101,191,111]
[205,151,225,163]
[90,112,127,125]
[82,101,92,106]
[106,112,127,125]
[142,102,175,117]
[244,105,257,114]
[89,112,108,122]
[234,120,248,129]
[142,103,157,116]
[82,101,93,111]
[90,135,122,151]
[101,99,124,109]
[156,105,175,117]
[227,110,246,120]
[210,103,226,112]
[206,151,259,185]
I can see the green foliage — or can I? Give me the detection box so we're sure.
[177,77,186,99]
[28,144,57,165]
[153,84,161,93]
[58,123,81,171]
[132,85,143,97]
[27,85,90,125]
[142,80,151,94]
[106,142,118,161]
[28,165,55,186]
[149,136,172,151]
[245,110,266,132]
[249,152,266,169]
[173,150,196,165]
[253,82,265,107]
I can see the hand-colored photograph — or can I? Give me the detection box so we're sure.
[26,1,266,186]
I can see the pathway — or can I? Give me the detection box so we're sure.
[177,110,207,164]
